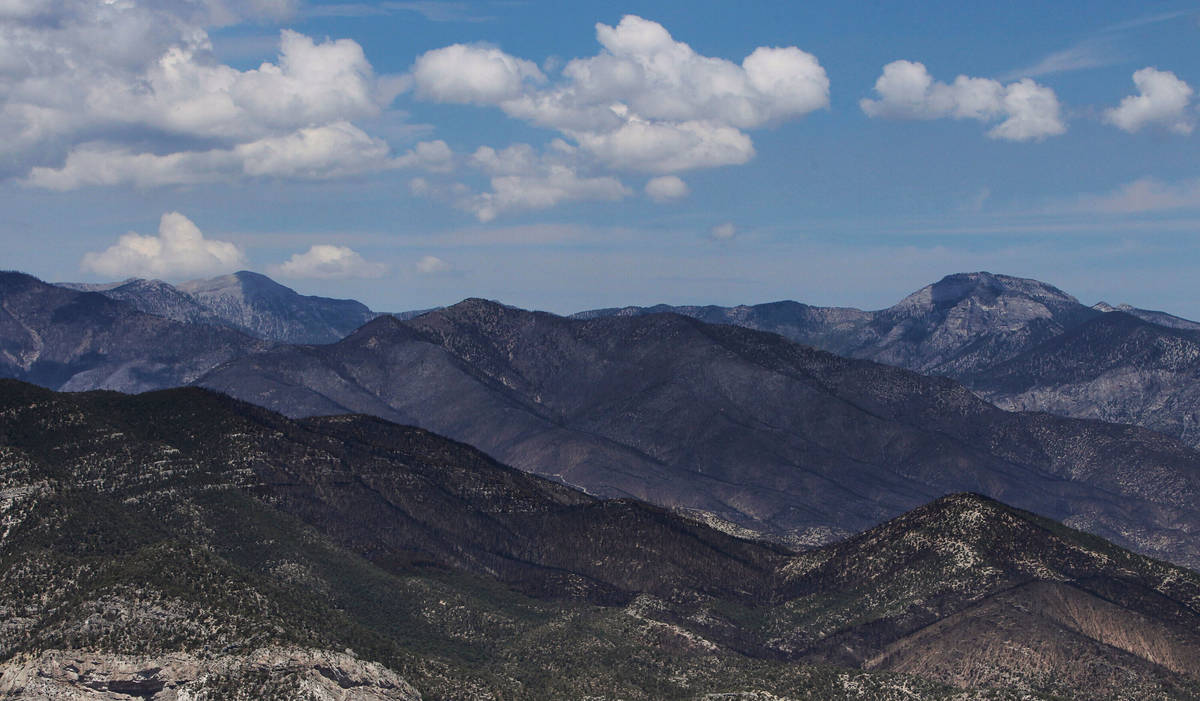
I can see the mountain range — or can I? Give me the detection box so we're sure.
[36,268,1200,454]
[8,268,1200,573]
[575,271,1200,449]
[2,380,1198,699]
[196,298,1200,571]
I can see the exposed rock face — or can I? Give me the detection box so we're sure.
[0,272,267,393]
[197,299,1200,570]
[0,648,421,700]
[853,272,1095,376]
[61,271,379,344]
[176,271,378,344]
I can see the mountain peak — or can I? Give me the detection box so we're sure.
[446,297,520,313]
[179,270,293,300]
[419,298,541,330]
[894,271,1081,313]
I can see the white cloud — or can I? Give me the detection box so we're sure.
[1001,39,1121,80]
[411,43,545,104]
[410,15,828,173]
[269,244,388,279]
[861,60,1066,142]
[415,255,452,274]
[382,1,490,22]
[571,118,755,173]
[465,167,631,222]
[236,122,394,178]
[1105,67,1194,134]
[27,122,396,189]
[410,142,632,221]
[81,212,245,279]
[645,175,689,202]
[394,139,456,172]
[710,222,736,240]
[84,29,385,141]
[0,2,408,186]
[307,1,490,23]
[1079,177,1200,213]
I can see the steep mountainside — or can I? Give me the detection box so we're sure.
[197,300,1200,570]
[777,493,1200,699]
[61,270,380,344]
[2,381,1198,699]
[972,312,1200,448]
[0,271,266,393]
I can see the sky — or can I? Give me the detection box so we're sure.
[2,1,1199,317]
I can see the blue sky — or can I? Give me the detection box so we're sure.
[2,1,1199,316]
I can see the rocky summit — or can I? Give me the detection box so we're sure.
[0,381,1198,699]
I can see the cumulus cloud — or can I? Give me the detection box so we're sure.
[467,144,631,221]
[861,60,1066,141]
[415,255,453,274]
[269,244,388,279]
[1,2,409,186]
[410,15,828,173]
[394,139,456,172]
[710,222,737,240]
[411,44,545,103]
[81,212,245,279]
[27,123,397,189]
[645,175,689,202]
[410,142,632,221]
[1105,67,1194,134]
[237,122,394,178]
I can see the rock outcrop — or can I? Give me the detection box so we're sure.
[0,648,421,700]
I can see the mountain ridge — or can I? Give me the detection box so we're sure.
[60,270,380,344]
[198,297,1200,571]
[574,271,1200,450]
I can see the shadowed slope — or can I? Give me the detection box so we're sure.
[198,298,1200,570]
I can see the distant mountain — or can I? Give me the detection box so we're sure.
[59,277,228,327]
[197,298,1200,570]
[2,380,1198,699]
[576,272,1200,449]
[576,272,1100,378]
[0,271,266,393]
[62,270,380,344]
